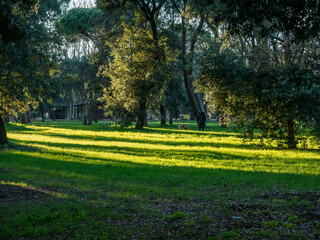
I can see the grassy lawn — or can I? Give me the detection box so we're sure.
[0,120,319,239]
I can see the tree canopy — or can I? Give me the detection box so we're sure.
[1,0,320,149]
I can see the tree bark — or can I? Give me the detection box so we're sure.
[286,119,297,149]
[40,109,45,122]
[283,34,296,149]
[0,114,9,145]
[83,105,88,125]
[135,98,147,130]
[26,110,31,123]
[88,102,93,125]
[144,115,148,127]
[160,103,166,125]
[20,112,26,124]
[169,108,173,125]
[21,110,31,124]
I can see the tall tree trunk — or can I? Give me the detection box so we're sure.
[181,12,205,122]
[0,114,9,145]
[69,105,73,120]
[286,119,297,149]
[87,102,93,125]
[169,108,173,125]
[83,105,88,125]
[135,98,147,130]
[197,93,206,113]
[40,109,45,122]
[26,110,31,123]
[160,103,166,125]
[283,34,296,148]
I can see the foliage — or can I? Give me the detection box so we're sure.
[197,40,320,148]
[0,0,39,43]
[0,0,67,116]
[214,0,320,41]
[55,5,114,125]
[100,13,167,128]
[55,7,102,42]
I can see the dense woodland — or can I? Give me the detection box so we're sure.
[1,0,320,149]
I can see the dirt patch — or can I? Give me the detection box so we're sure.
[103,191,320,239]
[0,184,57,203]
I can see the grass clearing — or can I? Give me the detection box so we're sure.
[0,121,319,239]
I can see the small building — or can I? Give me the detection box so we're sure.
[51,103,72,120]
[74,102,104,121]
[51,102,105,121]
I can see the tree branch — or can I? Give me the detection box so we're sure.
[190,14,205,52]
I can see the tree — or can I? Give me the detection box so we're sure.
[101,14,167,129]
[197,38,320,148]
[56,6,114,125]
[161,16,189,124]
[98,0,170,126]
[0,0,69,144]
[194,0,320,148]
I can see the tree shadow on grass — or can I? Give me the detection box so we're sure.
[16,121,238,137]
[12,130,256,150]
[2,151,319,240]
[11,139,267,164]
[8,135,320,185]
[6,123,45,133]
[2,151,319,203]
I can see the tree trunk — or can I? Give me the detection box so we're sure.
[83,105,88,125]
[160,103,166,125]
[20,112,26,124]
[0,114,9,145]
[135,98,147,130]
[82,104,92,125]
[69,105,73,120]
[286,119,297,149]
[88,103,93,125]
[169,108,173,125]
[144,115,148,127]
[40,109,45,122]
[283,34,296,149]
[219,112,227,128]
[26,110,31,123]
[20,110,31,124]
[197,93,206,113]
[181,12,205,122]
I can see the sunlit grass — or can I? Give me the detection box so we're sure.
[4,121,320,175]
[0,121,319,239]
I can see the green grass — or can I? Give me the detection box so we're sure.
[0,120,319,239]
